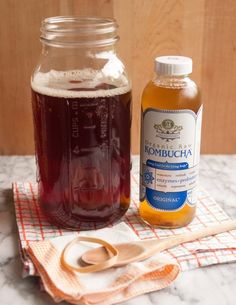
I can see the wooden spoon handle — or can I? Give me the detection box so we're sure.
[143,219,236,258]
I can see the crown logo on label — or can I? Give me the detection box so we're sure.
[154,119,183,142]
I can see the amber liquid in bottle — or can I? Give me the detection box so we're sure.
[139,64,202,228]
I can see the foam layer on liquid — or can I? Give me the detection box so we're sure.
[31,69,131,98]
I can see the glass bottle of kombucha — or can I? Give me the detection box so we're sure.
[139,56,202,228]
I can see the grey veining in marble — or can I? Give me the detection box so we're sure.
[0,155,236,305]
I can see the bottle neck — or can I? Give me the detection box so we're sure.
[40,16,118,48]
[35,17,129,90]
[154,74,191,88]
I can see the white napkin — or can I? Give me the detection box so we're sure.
[27,222,180,305]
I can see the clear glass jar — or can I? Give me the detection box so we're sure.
[31,16,132,230]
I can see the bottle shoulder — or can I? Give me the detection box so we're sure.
[141,78,202,113]
[32,50,131,94]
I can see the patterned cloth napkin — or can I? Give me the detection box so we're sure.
[26,223,180,305]
[13,170,236,277]
[12,162,236,304]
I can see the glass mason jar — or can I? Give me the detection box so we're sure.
[31,17,132,230]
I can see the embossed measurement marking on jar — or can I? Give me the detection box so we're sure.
[71,100,79,139]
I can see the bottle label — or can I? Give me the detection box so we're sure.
[140,106,203,211]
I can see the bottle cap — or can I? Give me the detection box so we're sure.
[155,56,192,76]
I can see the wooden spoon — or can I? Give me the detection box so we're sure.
[82,220,236,267]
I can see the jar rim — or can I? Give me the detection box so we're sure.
[40,16,119,47]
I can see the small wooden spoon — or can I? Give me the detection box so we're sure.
[82,220,236,267]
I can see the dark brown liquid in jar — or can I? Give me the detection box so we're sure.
[31,71,131,230]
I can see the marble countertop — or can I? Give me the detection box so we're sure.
[0,155,236,305]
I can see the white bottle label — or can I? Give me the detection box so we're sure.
[140,106,203,211]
